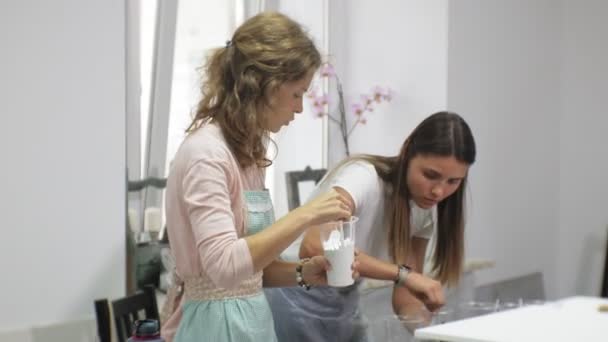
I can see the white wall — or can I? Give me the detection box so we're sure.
[328,0,448,163]
[558,0,608,297]
[447,0,561,298]
[448,0,608,299]
[0,0,125,338]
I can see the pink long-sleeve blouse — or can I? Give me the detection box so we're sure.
[161,122,265,340]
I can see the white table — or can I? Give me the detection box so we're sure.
[415,296,608,342]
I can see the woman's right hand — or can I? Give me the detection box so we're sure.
[295,189,352,227]
[403,272,445,312]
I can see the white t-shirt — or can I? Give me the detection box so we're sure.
[280,160,436,263]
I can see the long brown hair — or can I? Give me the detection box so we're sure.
[332,112,476,286]
[186,12,321,168]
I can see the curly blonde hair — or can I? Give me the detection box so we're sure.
[187,12,321,168]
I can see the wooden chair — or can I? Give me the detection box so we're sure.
[94,284,160,342]
[285,166,327,210]
[94,298,112,342]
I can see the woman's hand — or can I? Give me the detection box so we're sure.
[301,256,330,286]
[396,302,433,332]
[294,189,351,227]
[402,272,445,312]
[302,251,360,287]
[351,248,363,280]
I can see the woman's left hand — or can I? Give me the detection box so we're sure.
[402,273,445,312]
[301,252,361,286]
[301,256,330,286]
[352,249,361,280]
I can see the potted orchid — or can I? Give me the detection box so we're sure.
[307,63,393,156]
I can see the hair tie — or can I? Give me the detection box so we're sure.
[225,40,232,48]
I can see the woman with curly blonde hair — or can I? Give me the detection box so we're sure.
[160,12,352,342]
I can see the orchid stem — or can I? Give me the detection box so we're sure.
[347,122,359,138]
[327,115,341,125]
[336,79,350,156]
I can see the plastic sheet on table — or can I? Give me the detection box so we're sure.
[366,313,425,342]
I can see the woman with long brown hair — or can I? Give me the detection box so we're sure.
[267,111,476,341]
[160,12,352,342]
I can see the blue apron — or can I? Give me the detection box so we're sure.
[172,190,278,342]
[265,282,369,342]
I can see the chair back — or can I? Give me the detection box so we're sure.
[474,272,545,303]
[94,284,160,342]
[94,299,112,342]
[113,285,159,342]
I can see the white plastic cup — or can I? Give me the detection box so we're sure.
[319,217,358,287]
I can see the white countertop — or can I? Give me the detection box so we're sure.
[415,296,608,342]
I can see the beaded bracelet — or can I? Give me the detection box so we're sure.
[296,258,312,290]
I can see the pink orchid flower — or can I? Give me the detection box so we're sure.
[304,64,393,156]
[316,94,329,106]
[351,103,364,116]
[320,63,336,78]
[312,104,325,117]
[372,86,385,102]
[360,94,372,106]
[382,87,394,101]
[311,94,328,112]
[306,85,319,99]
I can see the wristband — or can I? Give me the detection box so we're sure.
[394,264,411,287]
[296,258,312,290]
